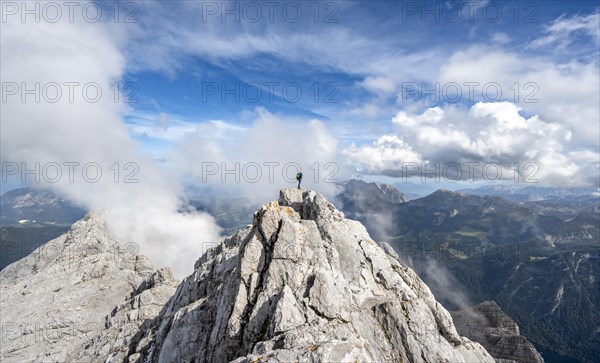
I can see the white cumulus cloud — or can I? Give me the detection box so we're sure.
[165,107,350,203]
[0,2,222,278]
[344,102,596,186]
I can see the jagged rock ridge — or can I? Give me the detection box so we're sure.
[1,189,496,363]
[452,301,544,363]
[125,189,494,362]
[0,212,178,363]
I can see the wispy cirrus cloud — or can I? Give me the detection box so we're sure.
[528,12,600,51]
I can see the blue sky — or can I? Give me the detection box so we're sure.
[118,1,599,187]
[2,0,600,197]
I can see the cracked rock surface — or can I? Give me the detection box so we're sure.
[0,212,176,363]
[451,301,544,363]
[132,189,494,363]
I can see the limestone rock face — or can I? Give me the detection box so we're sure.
[131,189,494,363]
[1,191,496,363]
[0,212,176,363]
[68,267,179,363]
[451,301,544,363]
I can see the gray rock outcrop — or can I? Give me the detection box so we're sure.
[451,300,544,363]
[1,190,496,363]
[0,212,177,363]
[129,189,494,362]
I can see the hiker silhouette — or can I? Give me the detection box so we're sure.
[296,171,303,189]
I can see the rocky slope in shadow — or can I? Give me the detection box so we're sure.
[452,301,544,363]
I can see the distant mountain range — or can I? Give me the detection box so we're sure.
[0,188,88,270]
[337,180,600,363]
[458,184,599,202]
[0,187,86,226]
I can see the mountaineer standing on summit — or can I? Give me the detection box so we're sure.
[296,170,303,189]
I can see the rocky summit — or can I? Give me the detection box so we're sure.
[123,189,494,362]
[1,189,495,362]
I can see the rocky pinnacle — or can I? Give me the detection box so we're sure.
[130,189,494,362]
